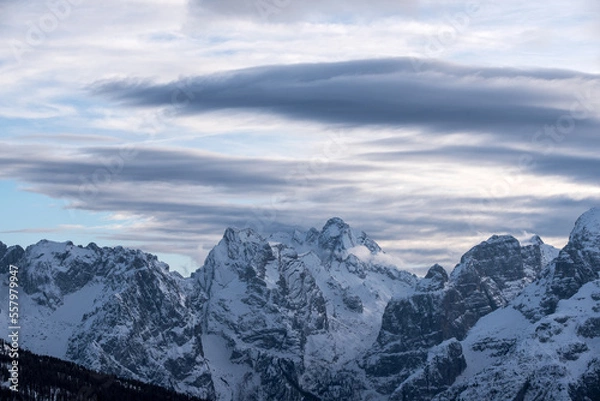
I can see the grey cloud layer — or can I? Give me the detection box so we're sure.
[0,145,359,192]
[360,145,600,185]
[92,58,600,136]
[1,141,598,269]
[0,144,375,232]
[92,58,600,190]
[190,0,417,21]
[4,57,600,270]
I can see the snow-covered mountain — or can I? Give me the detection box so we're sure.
[194,218,416,400]
[1,209,600,400]
[0,240,214,399]
[435,208,600,401]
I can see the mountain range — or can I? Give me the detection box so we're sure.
[1,208,600,400]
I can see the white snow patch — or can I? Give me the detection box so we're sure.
[459,306,530,380]
[202,334,254,401]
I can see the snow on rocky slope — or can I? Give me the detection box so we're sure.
[363,233,557,399]
[0,240,214,399]
[433,207,600,401]
[0,218,416,400]
[194,218,417,401]
[1,209,600,401]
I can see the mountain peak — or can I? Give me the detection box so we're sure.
[458,234,521,265]
[317,217,382,260]
[318,217,355,251]
[416,263,448,292]
[0,242,25,274]
[85,242,102,253]
[222,226,266,248]
[425,263,448,280]
[570,207,600,247]
[520,234,544,247]
[574,206,600,229]
[323,216,348,228]
[320,217,351,239]
[540,207,600,311]
[486,234,519,245]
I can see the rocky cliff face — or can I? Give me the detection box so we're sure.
[363,234,554,397]
[0,242,25,274]
[2,209,600,401]
[195,218,416,401]
[543,208,600,314]
[515,208,600,321]
[433,207,600,401]
[0,240,214,399]
[389,339,466,401]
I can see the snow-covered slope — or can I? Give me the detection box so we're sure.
[432,207,600,400]
[1,209,600,401]
[0,240,214,399]
[194,218,417,401]
[363,233,556,398]
[0,218,417,400]
[437,280,600,400]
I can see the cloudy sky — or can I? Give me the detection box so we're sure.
[1,0,599,275]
